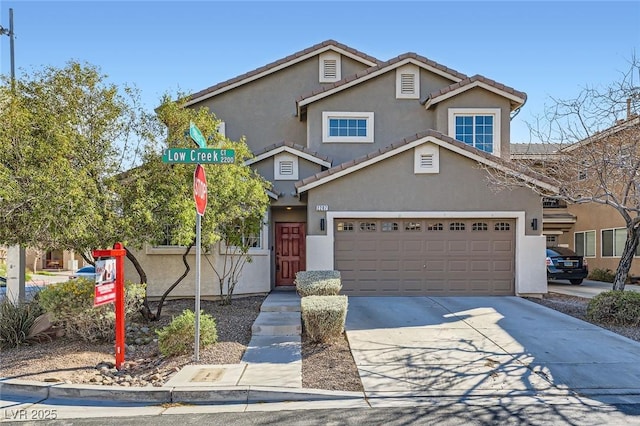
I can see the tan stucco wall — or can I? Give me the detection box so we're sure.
[125,243,271,299]
[565,202,640,276]
[305,144,542,236]
[305,69,454,165]
[433,88,512,159]
[252,157,322,208]
[194,53,371,153]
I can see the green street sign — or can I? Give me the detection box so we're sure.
[162,148,235,164]
[189,122,207,148]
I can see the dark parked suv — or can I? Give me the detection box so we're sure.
[546,247,589,285]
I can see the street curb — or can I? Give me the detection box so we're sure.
[0,379,364,404]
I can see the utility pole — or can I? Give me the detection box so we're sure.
[1,8,25,303]
[0,7,15,82]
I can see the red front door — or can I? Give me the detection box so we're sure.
[275,222,306,286]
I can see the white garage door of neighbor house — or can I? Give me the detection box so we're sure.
[334,218,515,296]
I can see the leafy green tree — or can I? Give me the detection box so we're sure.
[0,61,144,257]
[120,94,270,310]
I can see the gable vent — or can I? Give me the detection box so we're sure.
[401,73,415,95]
[420,154,434,168]
[279,160,294,175]
[323,59,337,80]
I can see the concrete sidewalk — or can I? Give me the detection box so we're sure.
[164,290,303,389]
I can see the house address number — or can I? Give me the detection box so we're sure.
[316,205,329,211]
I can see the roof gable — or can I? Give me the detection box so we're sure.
[184,40,381,107]
[296,130,557,194]
[246,141,332,168]
[561,115,640,153]
[295,53,468,116]
[422,75,527,111]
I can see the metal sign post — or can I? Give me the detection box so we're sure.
[161,122,234,362]
[193,164,207,361]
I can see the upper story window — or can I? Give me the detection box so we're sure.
[448,108,501,156]
[274,152,299,180]
[319,51,341,83]
[396,64,420,99]
[322,111,374,143]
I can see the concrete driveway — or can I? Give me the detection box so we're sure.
[345,296,640,399]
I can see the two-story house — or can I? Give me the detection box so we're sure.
[129,40,555,298]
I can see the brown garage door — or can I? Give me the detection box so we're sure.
[334,218,515,296]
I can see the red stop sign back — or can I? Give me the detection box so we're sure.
[193,164,207,216]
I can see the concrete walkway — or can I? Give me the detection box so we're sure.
[165,290,303,389]
[548,279,640,298]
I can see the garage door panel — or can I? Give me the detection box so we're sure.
[448,241,468,252]
[426,240,445,252]
[426,260,445,272]
[470,241,491,252]
[449,260,469,272]
[335,218,514,296]
[470,261,491,272]
[493,241,513,252]
[402,260,424,272]
[492,260,514,272]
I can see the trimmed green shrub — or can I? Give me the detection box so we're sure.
[587,290,640,325]
[38,278,146,342]
[301,295,348,343]
[588,268,616,283]
[0,298,46,349]
[295,270,342,297]
[156,309,217,357]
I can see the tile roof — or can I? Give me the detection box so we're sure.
[561,115,640,152]
[295,52,468,108]
[422,74,527,110]
[184,40,382,106]
[510,143,567,155]
[250,140,332,164]
[296,129,556,192]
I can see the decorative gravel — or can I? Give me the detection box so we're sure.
[4,292,639,391]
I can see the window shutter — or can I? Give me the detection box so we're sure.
[279,160,294,175]
[323,59,337,80]
[400,73,415,95]
[420,154,433,169]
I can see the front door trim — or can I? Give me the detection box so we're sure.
[275,222,306,286]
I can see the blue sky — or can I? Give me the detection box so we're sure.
[1,1,639,143]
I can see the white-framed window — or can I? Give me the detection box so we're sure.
[274,152,299,180]
[574,230,596,257]
[337,222,354,232]
[322,111,374,143]
[601,227,640,257]
[154,224,182,247]
[448,108,501,156]
[220,215,269,255]
[414,144,439,174]
[319,51,341,83]
[396,64,420,99]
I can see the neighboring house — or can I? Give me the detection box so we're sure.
[128,40,555,298]
[513,115,640,276]
[0,246,81,272]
